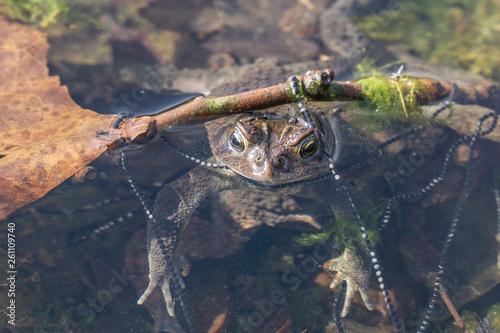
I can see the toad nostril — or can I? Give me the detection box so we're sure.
[274,156,287,170]
[254,159,263,168]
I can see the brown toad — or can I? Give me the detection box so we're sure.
[137,105,374,320]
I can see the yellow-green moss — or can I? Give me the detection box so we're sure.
[358,75,426,119]
[352,58,435,121]
[342,59,442,137]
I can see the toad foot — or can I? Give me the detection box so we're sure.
[325,247,374,317]
[138,247,190,317]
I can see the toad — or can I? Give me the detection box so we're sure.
[136,103,376,320]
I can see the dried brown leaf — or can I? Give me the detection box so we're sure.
[0,19,152,220]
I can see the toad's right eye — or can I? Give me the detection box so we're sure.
[230,130,246,152]
[297,135,319,158]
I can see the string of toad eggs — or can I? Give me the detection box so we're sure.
[291,75,404,333]
[118,137,197,333]
[378,102,452,230]
[374,96,499,332]
[414,105,499,333]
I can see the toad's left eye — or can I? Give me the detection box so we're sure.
[298,135,319,158]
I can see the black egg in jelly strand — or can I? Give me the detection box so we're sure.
[60,194,134,244]
[112,113,130,129]
[417,118,481,332]
[118,138,155,221]
[332,282,347,333]
[118,137,197,333]
[176,289,196,333]
[417,92,499,333]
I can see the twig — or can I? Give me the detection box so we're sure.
[155,81,293,129]
[123,69,496,145]
[275,319,293,333]
[439,285,470,333]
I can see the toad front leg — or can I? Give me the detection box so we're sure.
[137,166,237,316]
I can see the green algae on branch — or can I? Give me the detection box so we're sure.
[328,75,495,120]
[357,75,436,119]
[330,75,448,111]
[294,69,493,118]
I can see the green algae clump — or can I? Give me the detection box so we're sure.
[357,75,429,120]
[344,60,442,135]
[294,202,383,250]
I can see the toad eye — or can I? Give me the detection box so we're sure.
[230,130,246,151]
[298,135,319,158]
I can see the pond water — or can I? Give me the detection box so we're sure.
[1,1,500,333]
